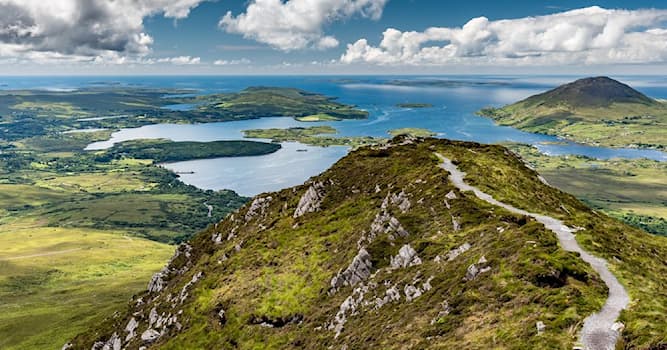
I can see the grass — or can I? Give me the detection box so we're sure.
[480,101,667,149]
[388,128,437,137]
[243,126,383,148]
[435,139,667,348]
[0,218,173,350]
[507,144,667,235]
[72,139,627,349]
[295,114,342,122]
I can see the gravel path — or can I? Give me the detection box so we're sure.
[436,153,630,350]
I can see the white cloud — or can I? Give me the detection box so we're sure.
[341,6,667,66]
[219,0,388,51]
[0,0,205,61]
[213,58,251,65]
[157,56,201,65]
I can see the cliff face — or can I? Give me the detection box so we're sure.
[70,138,667,350]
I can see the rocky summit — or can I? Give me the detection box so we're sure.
[69,138,667,350]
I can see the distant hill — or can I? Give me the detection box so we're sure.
[479,77,667,149]
[521,76,657,108]
[69,138,667,350]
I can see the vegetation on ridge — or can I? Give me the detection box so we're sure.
[69,138,667,350]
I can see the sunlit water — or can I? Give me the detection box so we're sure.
[3,75,666,196]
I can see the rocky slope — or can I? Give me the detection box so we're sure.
[69,138,667,349]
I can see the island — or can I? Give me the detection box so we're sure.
[396,103,434,108]
[388,128,437,137]
[100,139,281,163]
[478,77,667,149]
[243,126,382,148]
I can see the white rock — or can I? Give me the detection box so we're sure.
[245,196,272,222]
[390,244,422,269]
[536,321,546,335]
[141,329,160,343]
[445,190,457,200]
[125,317,139,341]
[446,243,471,261]
[294,182,325,218]
[404,284,423,302]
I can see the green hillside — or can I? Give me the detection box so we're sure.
[69,138,667,350]
[479,77,667,149]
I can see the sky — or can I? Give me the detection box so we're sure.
[0,0,666,75]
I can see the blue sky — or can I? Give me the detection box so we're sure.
[1,0,667,74]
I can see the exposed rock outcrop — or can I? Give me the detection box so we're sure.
[294,182,325,218]
[330,249,373,292]
[245,196,272,222]
[390,244,422,269]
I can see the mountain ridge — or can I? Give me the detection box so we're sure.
[69,138,667,349]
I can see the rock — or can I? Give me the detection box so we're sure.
[331,249,373,291]
[141,329,160,343]
[611,322,625,332]
[390,191,411,213]
[451,216,461,231]
[422,276,435,291]
[369,211,409,242]
[536,321,546,335]
[294,182,325,218]
[211,233,222,244]
[478,255,487,264]
[446,242,471,261]
[125,317,139,341]
[61,342,73,350]
[218,308,227,325]
[465,264,480,281]
[404,284,423,302]
[147,267,168,294]
[390,244,422,269]
[149,307,158,328]
[445,190,457,200]
[179,271,203,303]
[245,196,272,222]
[92,333,121,350]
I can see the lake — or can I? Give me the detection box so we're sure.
[3,75,666,196]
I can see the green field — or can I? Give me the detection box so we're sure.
[508,144,667,236]
[0,219,173,350]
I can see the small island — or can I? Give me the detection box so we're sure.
[101,139,281,163]
[388,128,437,138]
[295,113,342,122]
[396,103,434,108]
[243,126,383,148]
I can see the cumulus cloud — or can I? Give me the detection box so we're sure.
[0,0,204,61]
[341,6,667,66]
[220,0,388,51]
[213,58,251,65]
[157,56,201,65]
